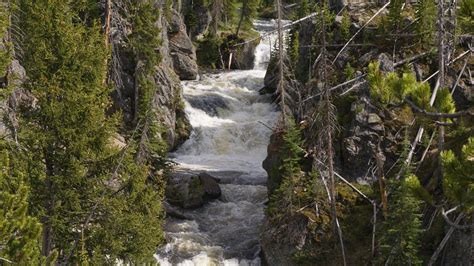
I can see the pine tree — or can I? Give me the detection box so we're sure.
[387,0,404,32]
[415,0,436,47]
[296,0,310,19]
[0,145,43,263]
[235,0,259,36]
[288,29,299,68]
[0,0,11,76]
[458,0,474,34]
[14,0,169,262]
[380,175,423,265]
[17,0,116,261]
[441,138,474,213]
[268,119,303,216]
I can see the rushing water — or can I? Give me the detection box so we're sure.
[156,20,280,266]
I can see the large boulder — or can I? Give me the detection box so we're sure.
[229,39,259,70]
[166,172,221,209]
[168,10,199,80]
[262,132,285,196]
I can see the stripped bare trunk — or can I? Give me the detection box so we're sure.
[276,0,286,123]
[320,3,346,265]
[235,0,246,36]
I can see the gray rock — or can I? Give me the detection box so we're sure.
[186,93,229,117]
[170,51,198,80]
[377,53,394,73]
[230,40,258,70]
[166,174,205,209]
[262,132,285,196]
[109,4,191,151]
[358,49,378,67]
[261,213,309,266]
[198,172,221,199]
[367,113,382,124]
[168,11,199,80]
[166,172,221,209]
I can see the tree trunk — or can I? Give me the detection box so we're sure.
[321,3,346,265]
[105,0,112,45]
[235,0,246,36]
[276,0,286,122]
[42,151,54,258]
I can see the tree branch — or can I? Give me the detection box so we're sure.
[405,98,473,119]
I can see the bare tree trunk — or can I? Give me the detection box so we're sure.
[375,143,388,217]
[435,0,446,186]
[210,0,223,36]
[320,3,346,265]
[437,0,445,90]
[42,151,54,259]
[105,0,112,45]
[276,0,286,123]
[235,0,246,36]
[428,213,465,265]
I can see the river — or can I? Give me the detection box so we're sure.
[156,20,280,266]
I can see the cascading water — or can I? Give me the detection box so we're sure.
[156,20,280,266]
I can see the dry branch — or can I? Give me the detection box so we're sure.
[428,213,466,266]
[405,98,474,119]
[331,1,391,65]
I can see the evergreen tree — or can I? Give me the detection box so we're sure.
[288,29,300,68]
[296,0,310,19]
[0,0,11,76]
[17,0,115,261]
[235,0,259,36]
[441,138,474,212]
[458,0,474,34]
[1,4,43,263]
[415,0,436,47]
[0,145,43,264]
[268,119,303,215]
[387,0,404,32]
[380,175,423,265]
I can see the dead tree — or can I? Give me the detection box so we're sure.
[314,2,347,264]
[276,0,286,123]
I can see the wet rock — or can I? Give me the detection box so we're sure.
[166,172,221,209]
[164,201,189,219]
[186,93,229,116]
[230,40,258,70]
[262,132,285,196]
[199,172,221,199]
[166,174,205,209]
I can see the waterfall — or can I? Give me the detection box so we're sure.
[156,20,279,266]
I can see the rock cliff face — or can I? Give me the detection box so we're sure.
[168,10,199,80]
[0,34,31,138]
[109,1,195,150]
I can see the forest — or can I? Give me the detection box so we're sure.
[0,0,473,265]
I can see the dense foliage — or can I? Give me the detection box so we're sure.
[0,0,169,263]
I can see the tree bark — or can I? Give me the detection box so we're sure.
[276,0,286,122]
[42,150,54,259]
